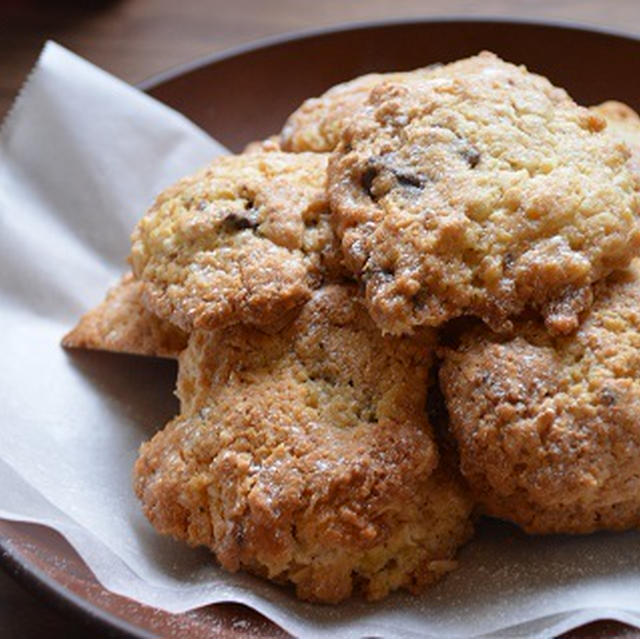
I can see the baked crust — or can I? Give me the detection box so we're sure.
[280,66,439,153]
[328,51,640,336]
[130,152,346,332]
[440,263,640,533]
[134,285,473,602]
[591,100,640,174]
[61,273,187,358]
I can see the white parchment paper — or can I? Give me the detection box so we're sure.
[1,41,639,639]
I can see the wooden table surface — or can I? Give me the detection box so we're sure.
[4,0,640,637]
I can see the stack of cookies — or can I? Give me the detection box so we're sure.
[63,52,640,604]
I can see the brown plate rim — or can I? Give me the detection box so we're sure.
[136,14,640,91]
[3,15,640,639]
[0,534,155,639]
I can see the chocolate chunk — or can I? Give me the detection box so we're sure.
[361,166,378,200]
[223,209,260,231]
[461,145,481,168]
[394,171,424,189]
[601,388,617,406]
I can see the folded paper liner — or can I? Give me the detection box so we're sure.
[1,41,639,639]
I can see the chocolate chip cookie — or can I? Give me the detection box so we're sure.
[130,152,346,332]
[280,67,439,153]
[328,52,640,335]
[135,285,473,602]
[440,262,640,533]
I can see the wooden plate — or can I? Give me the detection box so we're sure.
[2,18,640,639]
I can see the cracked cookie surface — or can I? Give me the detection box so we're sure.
[328,51,640,335]
[130,152,345,332]
[440,262,640,534]
[134,285,473,603]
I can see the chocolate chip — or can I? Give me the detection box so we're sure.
[380,267,394,279]
[223,209,259,231]
[461,145,481,168]
[363,266,394,285]
[361,166,378,200]
[303,207,325,228]
[601,388,616,406]
[394,171,424,189]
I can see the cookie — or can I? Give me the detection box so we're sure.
[591,100,640,172]
[440,263,640,534]
[130,152,346,332]
[280,67,439,153]
[134,285,473,603]
[328,51,640,336]
[62,142,291,358]
[62,273,187,358]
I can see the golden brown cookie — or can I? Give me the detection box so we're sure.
[440,263,640,534]
[62,142,291,359]
[328,51,640,336]
[591,100,640,172]
[134,285,473,603]
[280,67,439,153]
[62,273,187,359]
[130,152,346,332]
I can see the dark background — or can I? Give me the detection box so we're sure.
[5,0,640,119]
